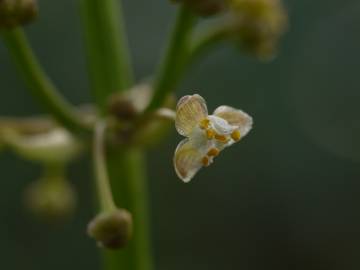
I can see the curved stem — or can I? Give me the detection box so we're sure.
[145,6,197,113]
[188,25,228,66]
[1,29,88,133]
[93,121,116,212]
[79,0,134,111]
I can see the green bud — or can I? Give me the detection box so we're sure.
[24,177,76,221]
[87,209,133,249]
[0,0,38,28]
[172,0,226,16]
[2,128,82,163]
[228,0,288,59]
[107,84,175,148]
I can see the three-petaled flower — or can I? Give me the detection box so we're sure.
[174,94,253,182]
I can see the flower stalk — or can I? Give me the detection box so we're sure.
[93,121,116,212]
[1,29,88,133]
[146,5,197,113]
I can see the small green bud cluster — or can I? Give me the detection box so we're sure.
[227,0,288,58]
[87,209,133,249]
[172,0,226,16]
[0,0,38,28]
[24,176,76,221]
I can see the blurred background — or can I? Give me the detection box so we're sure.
[1,0,360,269]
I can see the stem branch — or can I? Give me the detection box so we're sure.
[1,29,87,133]
[146,6,197,112]
[93,121,116,212]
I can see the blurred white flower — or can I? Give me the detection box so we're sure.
[174,94,253,182]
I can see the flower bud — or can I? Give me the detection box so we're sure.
[228,0,288,59]
[87,209,133,249]
[172,0,226,16]
[107,84,175,148]
[108,94,138,122]
[2,128,82,164]
[24,177,76,221]
[0,0,38,28]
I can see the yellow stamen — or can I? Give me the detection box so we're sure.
[215,134,229,143]
[199,118,210,130]
[201,156,210,167]
[206,129,215,140]
[207,148,220,157]
[231,130,241,141]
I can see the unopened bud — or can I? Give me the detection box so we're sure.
[2,128,82,163]
[25,177,76,221]
[108,94,138,122]
[173,0,226,16]
[107,84,175,147]
[87,209,133,249]
[0,0,38,28]
[228,0,288,58]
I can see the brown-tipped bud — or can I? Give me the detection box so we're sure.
[87,209,133,249]
[0,0,38,28]
[173,0,226,16]
[108,94,138,122]
[24,177,76,221]
[228,0,288,59]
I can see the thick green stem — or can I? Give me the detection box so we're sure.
[104,148,153,270]
[79,0,134,110]
[1,29,87,133]
[145,6,197,113]
[79,0,152,269]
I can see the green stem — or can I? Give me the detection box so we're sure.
[145,6,197,113]
[188,25,228,66]
[93,121,116,212]
[105,148,153,270]
[1,29,87,133]
[79,0,134,111]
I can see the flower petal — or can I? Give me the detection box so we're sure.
[213,106,253,137]
[173,138,203,183]
[208,115,236,135]
[175,94,208,136]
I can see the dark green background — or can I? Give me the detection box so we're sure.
[1,0,360,269]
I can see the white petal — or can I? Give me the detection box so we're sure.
[208,115,236,135]
[173,138,203,183]
[213,106,253,137]
[175,94,208,136]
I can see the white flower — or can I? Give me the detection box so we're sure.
[174,94,253,182]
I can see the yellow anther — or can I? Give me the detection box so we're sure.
[201,156,210,167]
[199,118,210,130]
[206,129,215,140]
[207,148,220,157]
[214,134,229,143]
[231,130,241,141]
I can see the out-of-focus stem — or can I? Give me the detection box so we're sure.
[145,5,197,113]
[1,29,88,133]
[79,0,134,111]
[188,25,228,65]
[104,148,153,270]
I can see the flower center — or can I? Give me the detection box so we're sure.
[197,117,243,168]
